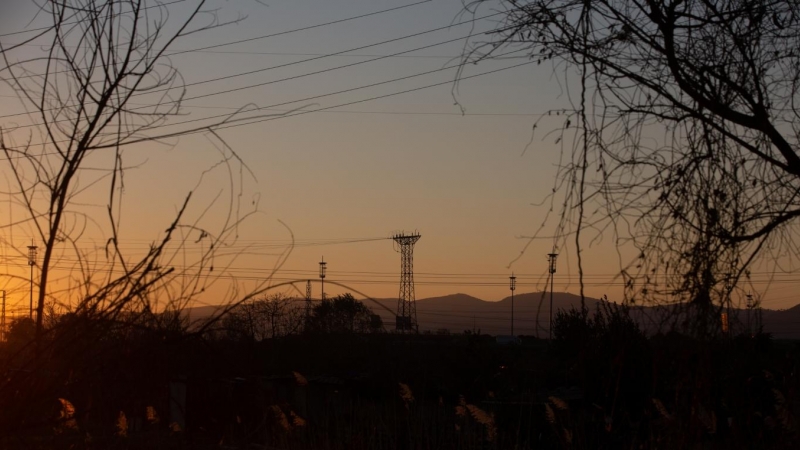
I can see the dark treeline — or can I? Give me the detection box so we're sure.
[1,298,798,449]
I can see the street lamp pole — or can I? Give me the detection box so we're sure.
[27,242,37,321]
[547,252,558,341]
[319,256,327,301]
[509,273,516,336]
[1,290,6,341]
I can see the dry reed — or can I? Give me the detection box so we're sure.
[116,411,128,437]
[271,405,291,431]
[466,404,497,442]
[399,383,414,410]
[293,371,308,386]
[146,405,159,424]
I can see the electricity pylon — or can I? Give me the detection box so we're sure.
[393,232,421,333]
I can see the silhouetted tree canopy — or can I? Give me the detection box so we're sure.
[307,293,383,334]
[6,318,36,349]
[463,0,800,326]
[221,294,303,341]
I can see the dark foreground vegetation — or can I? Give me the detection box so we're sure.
[1,301,799,450]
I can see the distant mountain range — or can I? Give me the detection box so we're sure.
[186,292,800,339]
[368,292,592,337]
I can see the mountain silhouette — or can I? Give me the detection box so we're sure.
[184,292,799,338]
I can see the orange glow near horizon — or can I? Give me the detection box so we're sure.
[0,0,798,315]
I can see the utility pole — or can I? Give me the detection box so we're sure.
[724,278,733,337]
[319,257,327,301]
[1,290,5,341]
[754,294,763,333]
[27,241,37,321]
[393,232,421,333]
[746,292,754,336]
[305,280,312,327]
[509,273,516,336]
[547,252,558,341]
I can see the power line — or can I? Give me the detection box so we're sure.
[99,56,535,147]
[5,244,800,290]
[0,0,438,84]
[4,30,491,128]
[1,11,502,122]
[2,259,793,290]
[0,262,569,284]
[163,105,550,117]
[165,50,460,58]
[179,44,514,105]
[6,54,533,154]
[5,245,800,285]
[8,237,390,253]
[0,12,528,161]
[0,0,189,38]
[165,1,433,57]
[151,11,501,97]
[0,100,550,124]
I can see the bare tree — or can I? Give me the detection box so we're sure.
[462,0,800,333]
[221,294,304,341]
[0,0,287,341]
[0,0,292,435]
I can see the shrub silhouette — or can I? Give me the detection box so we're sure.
[6,317,36,350]
[307,293,383,334]
[551,301,651,444]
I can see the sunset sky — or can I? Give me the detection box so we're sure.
[1,0,798,315]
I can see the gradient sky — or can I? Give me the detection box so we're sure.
[1,0,797,315]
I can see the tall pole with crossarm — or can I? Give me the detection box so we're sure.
[27,241,37,321]
[1,290,6,341]
[393,232,421,333]
[305,280,312,328]
[319,257,327,301]
[509,273,516,336]
[548,252,558,341]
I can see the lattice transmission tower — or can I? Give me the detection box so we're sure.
[393,232,421,333]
